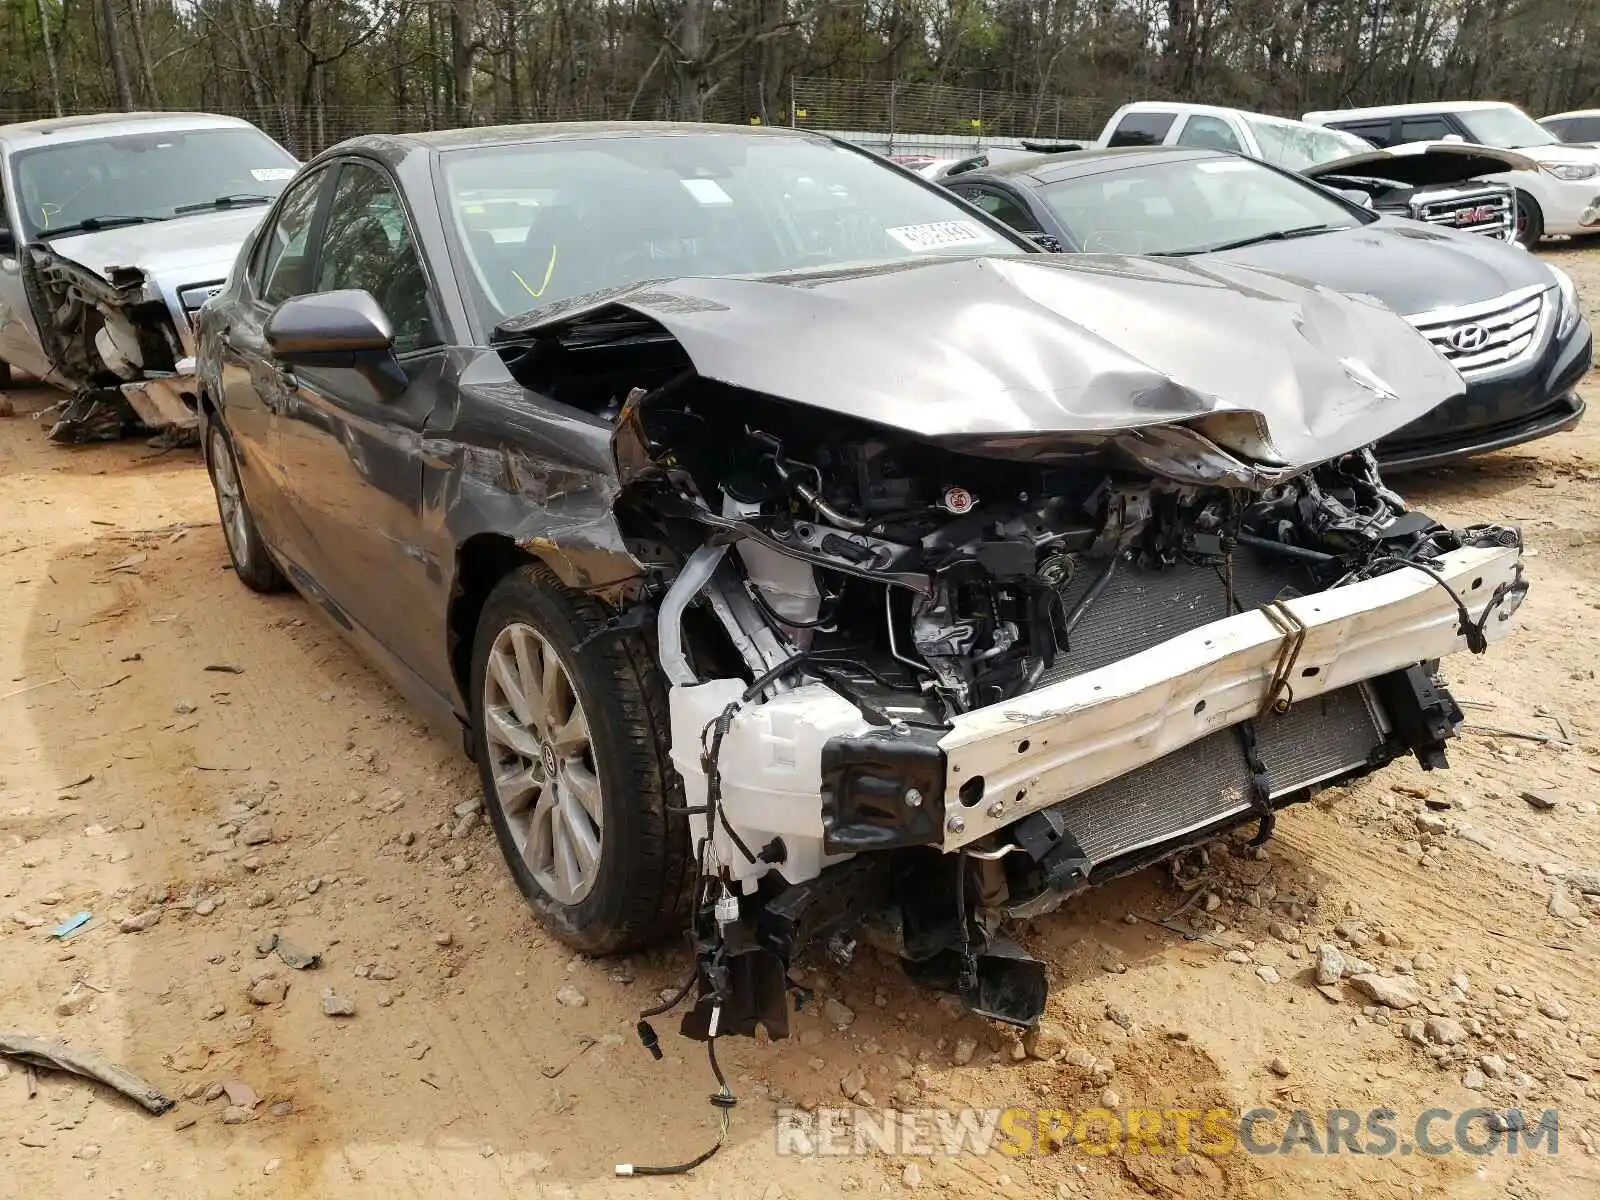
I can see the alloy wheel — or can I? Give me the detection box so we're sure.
[209,428,250,567]
[481,623,603,905]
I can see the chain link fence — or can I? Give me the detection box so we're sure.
[789,78,1144,156]
[0,79,1137,159]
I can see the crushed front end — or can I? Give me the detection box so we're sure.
[493,255,1528,1043]
[617,396,1524,1038]
[28,246,208,444]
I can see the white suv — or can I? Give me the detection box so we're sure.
[1303,101,1600,245]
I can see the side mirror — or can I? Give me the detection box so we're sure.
[265,289,407,399]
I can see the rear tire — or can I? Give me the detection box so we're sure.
[205,421,287,593]
[471,563,689,954]
[1514,191,1544,248]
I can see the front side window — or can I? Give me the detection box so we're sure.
[316,164,439,354]
[1040,157,1362,256]
[255,169,327,306]
[1457,106,1558,150]
[1176,116,1244,153]
[440,132,1027,328]
[1542,117,1588,142]
[12,126,297,239]
[1107,112,1177,147]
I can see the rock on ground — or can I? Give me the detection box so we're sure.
[1348,974,1421,1009]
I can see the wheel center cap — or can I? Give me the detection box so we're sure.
[540,742,558,777]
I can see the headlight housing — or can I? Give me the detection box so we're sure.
[1540,161,1600,181]
[1551,266,1580,339]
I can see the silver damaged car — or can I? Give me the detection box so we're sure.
[0,111,298,441]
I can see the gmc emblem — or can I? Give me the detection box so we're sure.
[1454,206,1496,226]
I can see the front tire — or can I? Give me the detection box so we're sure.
[205,421,287,593]
[1514,191,1544,248]
[471,563,689,954]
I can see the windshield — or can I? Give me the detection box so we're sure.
[1244,116,1373,169]
[1457,106,1558,150]
[13,126,297,238]
[440,132,1026,327]
[1040,156,1361,255]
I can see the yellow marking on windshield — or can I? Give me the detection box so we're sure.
[510,244,558,299]
[40,202,60,229]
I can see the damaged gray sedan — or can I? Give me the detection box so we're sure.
[195,123,1527,1042]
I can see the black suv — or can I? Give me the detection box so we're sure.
[941,145,1590,469]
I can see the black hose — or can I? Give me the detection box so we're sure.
[1062,553,1121,641]
[749,584,836,630]
[1237,533,1337,564]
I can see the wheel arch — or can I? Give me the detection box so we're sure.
[447,532,538,708]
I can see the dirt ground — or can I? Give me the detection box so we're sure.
[3,248,1600,1200]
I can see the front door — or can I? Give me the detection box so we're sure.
[214,165,334,565]
[271,159,452,688]
[0,171,54,380]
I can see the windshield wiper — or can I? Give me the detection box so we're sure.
[173,193,276,216]
[37,214,169,237]
[1159,223,1347,256]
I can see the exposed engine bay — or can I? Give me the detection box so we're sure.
[26,246,201,444]
[582,375,1523,1037]
[492,257,1527,1043]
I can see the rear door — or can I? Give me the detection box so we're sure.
[1396,114,1461,145]
[214,165,335,563]
[270,157,454,686]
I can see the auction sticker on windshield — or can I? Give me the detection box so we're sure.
[251,168,297,181]
[886,220,991,251]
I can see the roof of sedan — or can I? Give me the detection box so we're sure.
[960,144,1223,185]
[0,110,258,150]
[334,120,828,159]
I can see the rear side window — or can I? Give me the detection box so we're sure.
[1108,112,1177,147]
[1331,120,1396,147]
[1398,116,1455,143]
[1176,115,1244,153]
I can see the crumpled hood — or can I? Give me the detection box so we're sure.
[1305,142,1539,186]
[40,207,267,284]
[501,253,1463,469]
